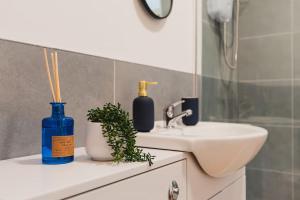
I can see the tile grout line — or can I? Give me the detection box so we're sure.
[239,78,294,83]
[247,167,293,175]
[242,122,293,128]
[237,78,300,83]
[113,60,116,105]
[239,32,292,40]
[238,120,300,129]
[248,166,300,177]
[291,0,295,199]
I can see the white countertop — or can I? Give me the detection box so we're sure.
[0,148,185,200]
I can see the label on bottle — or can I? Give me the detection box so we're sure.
[52,136,74,157]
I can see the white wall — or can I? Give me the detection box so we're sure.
[0,0,197,74]
[197,0,202,76]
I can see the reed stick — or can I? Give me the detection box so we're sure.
[43,48,56,101]
[54,52,62,102]
[51,52,59,102]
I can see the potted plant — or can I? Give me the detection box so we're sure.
[86,103,154,166]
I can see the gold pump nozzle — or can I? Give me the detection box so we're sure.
[138,80,158,96]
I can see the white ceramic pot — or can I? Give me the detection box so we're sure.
[85,121,113,161]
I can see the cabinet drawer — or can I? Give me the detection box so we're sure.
[69,160,186,200]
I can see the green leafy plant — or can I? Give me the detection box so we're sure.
[87,103,155,166]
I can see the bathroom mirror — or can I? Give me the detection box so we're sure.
[141,0,173,19]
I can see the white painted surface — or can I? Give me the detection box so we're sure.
[70,160,187,200]
[0,148,185,200]
[197,0,203,76]
[0,147,246,200]
[137,121,268,177]
[210,176,246,200]
[185,153,245,200]
[0,0,197,74]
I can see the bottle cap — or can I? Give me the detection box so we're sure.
[138,80,158,96]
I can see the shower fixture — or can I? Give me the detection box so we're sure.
[207,0,240,70]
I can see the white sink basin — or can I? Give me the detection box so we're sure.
[136,122,268,177]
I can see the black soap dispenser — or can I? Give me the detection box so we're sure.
[133,80,158,132]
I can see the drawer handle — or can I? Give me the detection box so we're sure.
[169,180,179,200]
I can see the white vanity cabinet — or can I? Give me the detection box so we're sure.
[0,148,187,200]
[210,176,246,200]
[0,148,245,200]
[69,160,187,200]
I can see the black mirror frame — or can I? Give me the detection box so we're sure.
[141,0,173,19]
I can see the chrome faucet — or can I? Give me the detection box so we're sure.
[164,100,192,128]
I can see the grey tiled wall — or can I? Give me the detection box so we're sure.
[0,40,114,159]
[0,39,194,160]
[237,0,298,199]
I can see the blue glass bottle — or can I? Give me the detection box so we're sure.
[42,102,74,164]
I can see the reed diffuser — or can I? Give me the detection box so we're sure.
[41,48,74,165]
